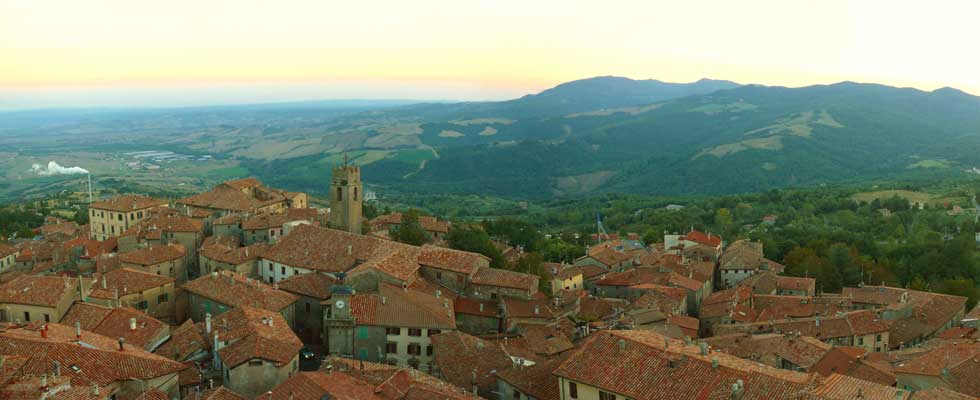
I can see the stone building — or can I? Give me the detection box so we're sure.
[89,195,167,241]
[118,244,188,281]
[0,275,85,324]
[328,163,363,234]
[88,267,177,322]
[209,306,302,398]
[181,270,298,325]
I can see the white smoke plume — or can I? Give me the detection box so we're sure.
[31,161,90,176]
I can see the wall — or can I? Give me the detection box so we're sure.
[0,252,19,273]
[121,257,187,282]
[456,313,501,335]
[213,223,242,242]
[89,206,156,242]
[199,255,257,279]
[89,282,177,323]
[557,377,632,400]
[293,294,324,345]
[419,266,469,293]
[225,355,298,398]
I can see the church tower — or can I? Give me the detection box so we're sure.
[329,157,363,234]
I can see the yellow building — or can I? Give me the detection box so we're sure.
[88,267,177,323]
[89,195,167,241]
[0,243,19,273]
[0,275,85,324]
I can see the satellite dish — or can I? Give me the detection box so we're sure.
[335,300,346,309]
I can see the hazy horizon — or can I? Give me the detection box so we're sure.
[4,0,980,109]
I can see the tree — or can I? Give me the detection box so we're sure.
[389,209,430,246]
[826,244,862,286]
[513,252,550,295]
[448,225,506,268]
[714,208,733,227]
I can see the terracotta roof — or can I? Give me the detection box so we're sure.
[198,243,266,266]
[268,371,382,400]
[810,347,896,386]
[418,245,488,275]
[704,333,831,371]
[211,306,302,368]
[0,243,17,259]
[187,387,247,400]
[0,322,185,387]
[89,268,174,300]
[578,265,607,280]
[276,272,336,300]
[887,290,967,349]
[0,275,78,307]
[347,246,421,283]
[350,283,456,329]
[495,354,568,400]
[503,296,558,320]
[177,184,285,212]
[324,357,482,400]
[841,286,908,306]
[682,230,722,247]
[222,178,263,190]
[41,221,82,238]
[260,225,403,273]
[118,244,185,266]
[371,213,451,234]
[554,330,818,400]
[430,331,528,394]
[714,310,891,339]
[241,213,292,230]
[516,323,574,356]
[470,266,538,292]
[667,315,700,338]
[776,276,816,294]
[154,319,207,361]
[911,386,977,400]
[453,296,499,318]
[89,195,166,212]
[808,373,910,400]
[128,214,204,235]
[181,271,298,312]
[935,326,978,339]
[60,303,169,351]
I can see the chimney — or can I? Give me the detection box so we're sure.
[267,316,274,327]
[435,290,441,298]
[205,313,212,334]
[479,303,484,312]
[699,342,708,355]
[381,296,386,305]
[895,389,905,400]
[618,339,626,353]
[101,276,107,289]
[92,385,100,396]
[815,316,821,327]
[75,322,82,339]
[52,361,61,377]
[533,305,540,315]
[712,357,719,369]
[41,325,48,339]
[346,245,352,255]
[129,318,137,331]
[117,337,125,351]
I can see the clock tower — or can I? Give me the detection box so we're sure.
[328,155,363,234]
[323,283,355,357]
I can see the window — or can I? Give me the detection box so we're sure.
[23,311,30,322]
[599,391,617,400]
[386,342,397,354]
[386,327,401,335]
[407,343,421,355]
[135,301,149,310]
[513,390,521,400]
[158,293,169,303]
[305,302,311,313]
[118,214,123,221]
[353,187,358,201]
[44,314,50,323]
[269,263,273,271]
[569,382,578,399]
[858,337,864,345]
[281,266,286,275]
[336,187,343,201]
[490,293,497,300]
[426,345,433,356]
[225,369,230,382]
[357,327,370,339]
[428,329,441,336]
[248,360,263,366]
[138,211,143,218]
[436,271,442,280]
[91,210,96,217]
[876,334,882,342]
[408,328,422,337]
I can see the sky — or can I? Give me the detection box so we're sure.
[2,0,979,109]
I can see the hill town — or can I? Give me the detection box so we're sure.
[0,161,977,400]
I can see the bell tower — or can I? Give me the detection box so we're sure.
[329,155,363,234]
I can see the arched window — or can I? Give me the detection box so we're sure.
[336,187,343,201]
[354,187,358,201]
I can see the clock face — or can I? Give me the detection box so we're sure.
[335,300,346,309]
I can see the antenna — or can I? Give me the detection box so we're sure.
[87,173,94,203]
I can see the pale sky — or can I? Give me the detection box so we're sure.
[1,0,979,109]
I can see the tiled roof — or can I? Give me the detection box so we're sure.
[738,271,779,294]
[751,295,849,322]
[268,371,382,400]
[41,221,82,238]
[118,244,185,266]
[516,323,574,356]
[276,272,336,300]
[371,213,451,234]
[186,387,247,400]
[704,333,831,371]
[430,331,527,393]
[241,213,292,230]
[495,354,568,400]
[198,243,266,266]
[935,326,978,339]
[177,184,285,212]
[212,306,303,368]
[260,225,402,272]
[470,266,538,292]
[90,195,166,212]
[127,214,204,235]
[911,386,977,400]
[350,283,456,329]
[714,310,890,339]
[325,357,482,400]
[222,178,263,190]
[503,297,557,320]
[154,319,207,361]
[776,276,816,294]
[89,268,174,300]
[554,330,818,400]
[578,296,627,320]
[0,322,185,387]
[667,315,700,338]
[810,347,895,386]
[453,296,499,318]
[60,303,169,351]
[181,271,298,312]
[0,243,18,259]
[892,340,980,378]
[888,290,967,348]
[808,373,910,400]
[418,245,487,275]
[347,246,421,283]
[0,275,77,307]
[841,285,908,306]
[578,265,607,280]
[682,230,722,247]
